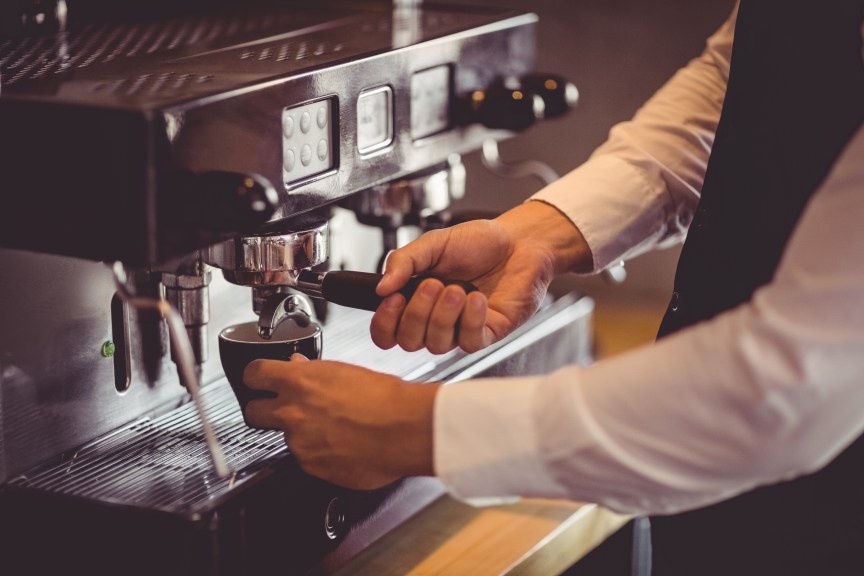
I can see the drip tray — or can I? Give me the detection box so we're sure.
[0,293,593,575]
[6,383,286,515]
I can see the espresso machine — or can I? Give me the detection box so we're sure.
[0,1,593,573]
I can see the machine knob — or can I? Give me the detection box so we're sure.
[518,73,579,118]
[180,171,279,235]
[455,80,545,132]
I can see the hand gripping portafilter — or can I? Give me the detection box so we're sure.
[203,221,478,338]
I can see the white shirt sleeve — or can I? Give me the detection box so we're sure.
[532,3,735,270]
[433,8,864,515]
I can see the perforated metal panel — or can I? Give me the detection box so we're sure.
[0,7,326,86]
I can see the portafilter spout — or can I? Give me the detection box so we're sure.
[255,290,315,340]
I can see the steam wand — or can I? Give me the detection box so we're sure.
[111,262,232,479]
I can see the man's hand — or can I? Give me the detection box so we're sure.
[243,355,439,490]
[372,200,592,354]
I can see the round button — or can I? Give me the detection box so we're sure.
[317,139,328,161]
[300,144,312,166]
[300,111,312,134]
[283,148,296,172]
[282,115,294,139]
[317,106,327,129]
[324,497,346,540]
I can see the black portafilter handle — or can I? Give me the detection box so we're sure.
[296,270,479,312]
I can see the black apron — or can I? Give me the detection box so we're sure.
[650,1,864,574]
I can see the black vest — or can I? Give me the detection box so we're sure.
[650,1,864,575]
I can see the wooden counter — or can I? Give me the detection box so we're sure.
[326,495,629,576]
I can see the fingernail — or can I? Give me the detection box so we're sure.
[381,250,395,272]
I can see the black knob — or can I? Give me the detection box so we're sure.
[181,171,279,235]
[455,81,545,132]
[518,73,579,118]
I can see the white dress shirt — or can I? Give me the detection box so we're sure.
[433,3,864,515]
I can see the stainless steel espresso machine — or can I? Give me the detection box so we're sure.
[0,1,593,574]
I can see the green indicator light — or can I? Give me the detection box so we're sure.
[101,341,116,358]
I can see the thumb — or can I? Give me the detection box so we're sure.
[377,230,447,296]
[290,353,310,362]
[377,250,414,296]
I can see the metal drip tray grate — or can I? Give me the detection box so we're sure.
[7,383,285,514]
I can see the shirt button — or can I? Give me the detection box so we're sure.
[670,291,681,312]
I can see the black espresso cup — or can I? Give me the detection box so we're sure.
[218,317,322,427]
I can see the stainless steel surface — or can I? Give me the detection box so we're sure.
[162,263,213,365]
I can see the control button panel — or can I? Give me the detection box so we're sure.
[410,65,451,140]
[283,97,335,188]
[357,86,393,154]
